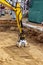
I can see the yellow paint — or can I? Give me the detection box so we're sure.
[0,0,22,33]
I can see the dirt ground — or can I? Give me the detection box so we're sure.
[0,14,43,65]
[0,30,43,65]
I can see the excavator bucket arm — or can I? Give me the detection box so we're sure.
[0,0,22,33]
[0,0,27,47]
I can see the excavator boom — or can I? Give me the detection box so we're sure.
[0,0,27,47]
[0,0,16,11]
[0,0,22,33]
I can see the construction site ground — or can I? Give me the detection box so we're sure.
[0,14,43,65]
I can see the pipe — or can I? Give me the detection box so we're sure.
[23,23,43,32]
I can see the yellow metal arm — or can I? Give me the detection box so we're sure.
[0,0,16,11]
[0,0,27,47]
[0,0,22,33]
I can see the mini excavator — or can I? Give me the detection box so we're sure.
[0,0,27,47]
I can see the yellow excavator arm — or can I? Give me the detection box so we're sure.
[0,0,22,33]
[0,0,16,11]
[0,0,27,47]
